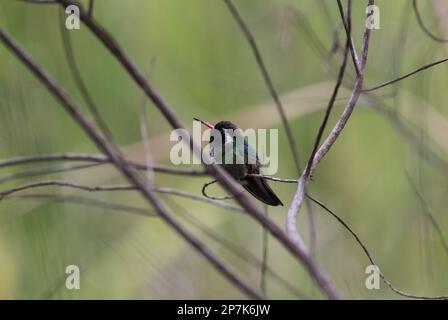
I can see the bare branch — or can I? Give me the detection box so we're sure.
[139,58,157,184]
[221,2,319,256]
[13,193,156,217]
[308,194,448,300]
[291,7,356,84]
[167,199,310,299]
[313,0,373,166]
[405,172,448,256]
[362,57,448,93]
[292,8,329,61]
[202,179,235,201]
[336,0,360,76]
[287,0,374,250]
[87,0,94,17]
[139,111,154,183]
[260,205,269,295]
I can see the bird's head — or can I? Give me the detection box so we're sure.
[194,118,238,145]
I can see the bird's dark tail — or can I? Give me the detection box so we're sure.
[242,176,283,206]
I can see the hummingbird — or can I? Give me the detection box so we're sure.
[194,118,283,206]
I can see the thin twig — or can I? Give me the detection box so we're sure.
[308,194,448,300]
[202,179,235,200]
[20,0,56,3]
[0,180,131,199]
[336,0,360,76]
[57,6,112,138]
[260,205,269,295]
[291,7,356,84]
[362,57,448,93]
[0,162,100,184]
[87,0,94,17]
[13,193,156,216]
[0,153,207,176]
[292,8,329,62]
[0,180,246,213]
[246,174,298,183]
[364,96,448,174]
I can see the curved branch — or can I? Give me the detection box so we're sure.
[87,0,94,17]
[308,194,448,300]
[362,57,448,93]
[51,0,341,299]
[412,0,448,43]
[57,7,112,138]
[0,180,245,213]
[287,0,374,250]
[222,0,302,172]
[305,2,351,180]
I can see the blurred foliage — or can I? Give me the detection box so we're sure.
[0,0,448,299]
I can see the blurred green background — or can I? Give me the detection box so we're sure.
[0,0,448,299]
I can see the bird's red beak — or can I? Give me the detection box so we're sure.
[193,117,214,129]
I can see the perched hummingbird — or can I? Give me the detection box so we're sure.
[194,118,283,206]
